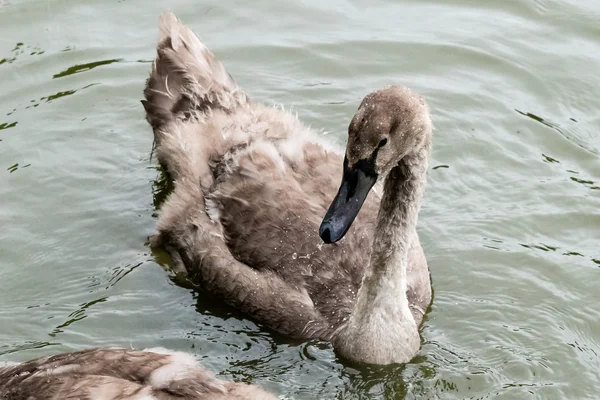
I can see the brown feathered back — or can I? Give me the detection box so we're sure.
[0,347,277,400]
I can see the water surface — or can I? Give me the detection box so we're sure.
[0,0,598,398]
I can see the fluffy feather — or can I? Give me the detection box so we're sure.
[0,347,277,400]
[143,12,433,364]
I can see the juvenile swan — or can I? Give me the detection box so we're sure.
[143,12,433,365]
[0,347,277,399]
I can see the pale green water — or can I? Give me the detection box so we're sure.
[0,0,599,398]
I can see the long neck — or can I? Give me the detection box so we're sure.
[334,144,430,364]
[350,146,429,328]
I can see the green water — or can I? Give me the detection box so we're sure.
[0,0,598,398]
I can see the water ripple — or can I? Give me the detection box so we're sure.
[0,0,598,398]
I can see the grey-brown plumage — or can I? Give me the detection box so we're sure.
[0,347,277,400]
[143,12,434,365]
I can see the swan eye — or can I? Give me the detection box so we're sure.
[378,138,388,148]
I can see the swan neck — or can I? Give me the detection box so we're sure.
[334,146,429,364]
[371,149,428,286]
[353,147,428,321]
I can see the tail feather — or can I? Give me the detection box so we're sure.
[142,11,249,130]
[142,12,249,187]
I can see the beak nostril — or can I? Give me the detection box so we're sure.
[320,227,332,244]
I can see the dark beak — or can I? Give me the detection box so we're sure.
[319,156,378,243]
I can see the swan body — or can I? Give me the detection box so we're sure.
[143,12,433,365]
[0,347,277,399]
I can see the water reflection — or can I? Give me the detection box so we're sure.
[0,42,45,66]
[52,59,122,79]
[541,153,559,164]
[150,165,173,213]
[0,340,59,357]
[48,297,108,337]
[0,122,16,130]
[519,242,599,268]
[87,262,145,291]
[519,243,558,252]
[482,237,599,268]
[516,109,597,155]
[20,83,98,110]
[6,162,30,173]
[570,176,599,190]
[538,151,598,191]
[0,42,44,66]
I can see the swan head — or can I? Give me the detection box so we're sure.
[319,85,432,244]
